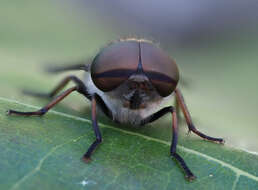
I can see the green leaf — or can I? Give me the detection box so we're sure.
[1,0,258,189]
[0,97,258,190]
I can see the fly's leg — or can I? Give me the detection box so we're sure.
[175,88,224,144]
[140,106,196,181]
[82,94,102,162]
[174,96,183,124]
[46,61,90,73]
[8,76,90,116]
[23,75,91,100]
[8,87,78,116]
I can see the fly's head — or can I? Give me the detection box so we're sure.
[90,38,179,110]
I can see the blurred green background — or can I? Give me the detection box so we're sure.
[0,0,258,154]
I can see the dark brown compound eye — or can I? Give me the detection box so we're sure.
[140,41,179,97]
[91,41,139,92]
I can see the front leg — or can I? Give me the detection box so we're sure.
[82,94,102,162]
[141,106,196,181]
[175,88,224,144]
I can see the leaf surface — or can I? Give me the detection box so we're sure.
[0,97,258,190]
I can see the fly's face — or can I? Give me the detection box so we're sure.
[114,73,159,109]
[90,39,179,110]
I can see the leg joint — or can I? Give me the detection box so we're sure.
[168,106,174,112]
[96,138,102,143]
[164,106,174,113]
[65,75,87,94]
[39,108,48,115]
[171,152,176,156]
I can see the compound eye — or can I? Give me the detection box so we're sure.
[140,42,179,97]
[144,72,178,97]
[91,41,139,91]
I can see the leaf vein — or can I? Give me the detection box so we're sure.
[10,134,87,190]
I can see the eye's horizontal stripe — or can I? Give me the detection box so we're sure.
[145,71,177,84]
[92,69,135,78]
[93,69,177,85]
